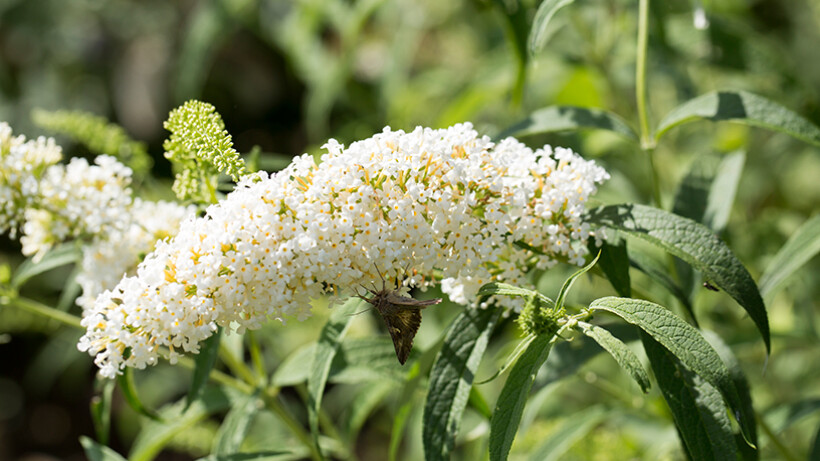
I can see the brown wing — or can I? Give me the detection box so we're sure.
[385,292,443,308]
[377,302,423,365]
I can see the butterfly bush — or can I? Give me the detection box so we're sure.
[0,121,195,311]
[79,123,610,378]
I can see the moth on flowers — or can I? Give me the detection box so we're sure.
[356,267,442,365]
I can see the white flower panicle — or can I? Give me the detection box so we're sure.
[79,123,609,378]
[0,120,196,312]
[0,122,63,238]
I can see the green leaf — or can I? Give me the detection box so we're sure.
[527,406,607,461]
[589,297,755,445]
[476,334,536,385]
[478,282,555,308]
[307,297,360,456]
[764,397,820,433]
[90,377,115,446]
[811,423,820,461]
[641,333,739,460]
[655,90,820,146]
[592,237,631,297]
[489,334,553,461]
[702,330,758,452]
[343,380,393,443]
[498,106,638,141]
[11,243,80,289]
[672,152,746,300]
[758,214,820,297]
[80,436,128,461]
[577,321,650,393]
[423,306,501,461]
[555,251,599,310]
[586,204,769,352]
[628,250,696,323]
[213,391,263,455]
[129,386,235,461]
[117,367,161,421]
[196,452,294,461]
[390,399,413,461]
[187,327,222,409]
[491,0,529,104]
[528,0,575,56]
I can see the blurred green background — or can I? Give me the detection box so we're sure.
[1,0,819,459]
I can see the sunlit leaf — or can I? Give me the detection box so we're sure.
[498,106,638,141]
[586,204,769,352]
[489,334,553,461]
[578,321,650,393]
[589,297,756,444]
[655,90,820,146]
[213,391,262,455]
[423,306,501,461]
[758,214,820,298]
[642,334,739,460]
[80,436,127,461]
[11,243,80,289]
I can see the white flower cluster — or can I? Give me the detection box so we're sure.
[0,121,195,311]
[79,123,609,378]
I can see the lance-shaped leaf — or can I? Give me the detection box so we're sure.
[423,306,501,461]
[90,377,115,446]
[591,237,631,297]
[628,249,696,323]
[117,368,160,421]
[529,0,576,56]
[187,327,222,409]
[11,243,80,289]
[578,321,650,393]
[498,106,638,141]
[641,333,739,460]
[655,90,820,146]
[758,214,820,298]
[489,334,553,461]
[589,297,756,445]
[307,298,360,456]
[478,282,555,308]
[527,406,607,461]
[586,204,769,352]
[213,391,262,455]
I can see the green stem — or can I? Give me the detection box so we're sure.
[218,341,258,387]
[757,412,802,461]
[7,296,83,329]
[261,391,324,461]
[636,0,652,148]
[635,0,663,208]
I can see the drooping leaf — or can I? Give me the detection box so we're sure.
[489,334,553,461]
[578,321,650,393]
[527,406,607,461]
[655,90,820,146]
[213,391,263,455]
[758,214,820,298]
[672,152,746,299]
[117,367,160,421]
[80,436,128,461]
[589,297,755,444]
[11,243,80,289]
[642,333,739,460]
[591,237,631,297]
[586,204,769,352]
[423,306,501,461]
[187,327,222,409]
[498,106,638,141]
[529,0,576,56]
[307,297,360,456]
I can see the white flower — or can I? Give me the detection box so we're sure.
[79,123,610,377]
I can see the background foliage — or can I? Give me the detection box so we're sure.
[1,0,819,459]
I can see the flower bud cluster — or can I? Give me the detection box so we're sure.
[79,123,609,378]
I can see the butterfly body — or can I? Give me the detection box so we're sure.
[363,288,442,365]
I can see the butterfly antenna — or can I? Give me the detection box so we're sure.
[373,263,387,291]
